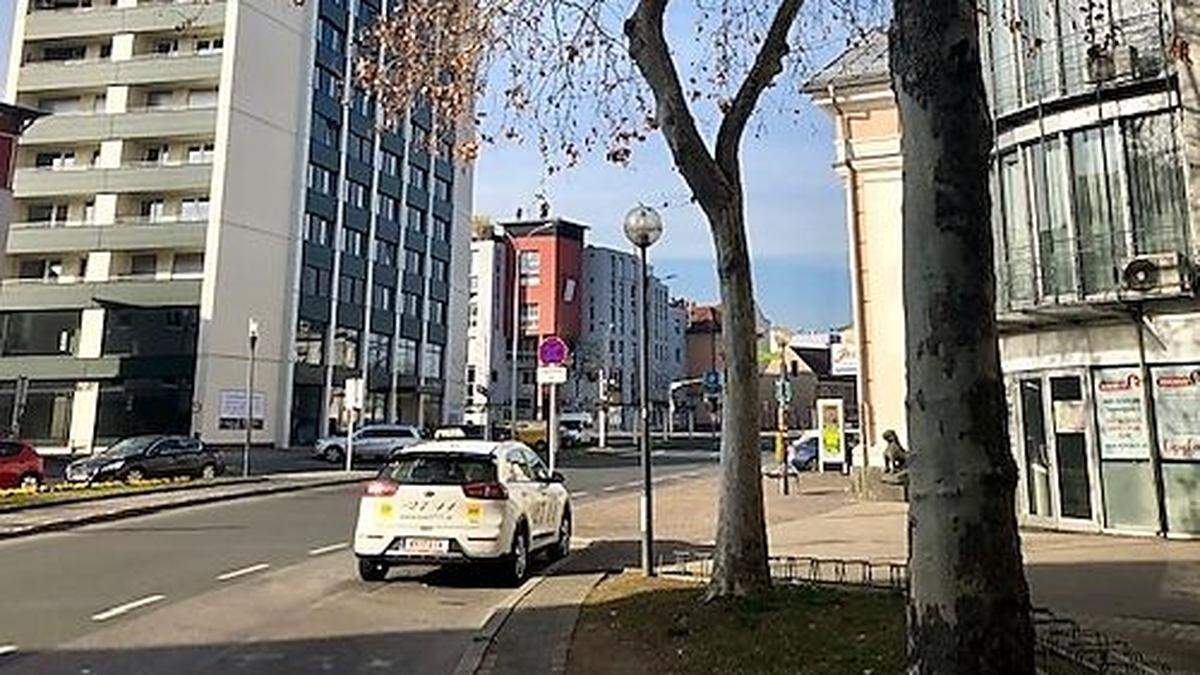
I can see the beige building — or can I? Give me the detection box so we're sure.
[804,31,904,464]
[810,8,1200,538]
[3,0,472,452]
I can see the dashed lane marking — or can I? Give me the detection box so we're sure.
[91,594,166,622]
[308,542,349,556]
[216,563,271,582]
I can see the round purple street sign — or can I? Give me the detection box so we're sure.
[538,336,569,365]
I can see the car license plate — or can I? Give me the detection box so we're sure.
[402,537,449,554]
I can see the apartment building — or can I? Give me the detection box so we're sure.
[808,3,1200,536]
[462,217,684,430]
[3,0,471,451]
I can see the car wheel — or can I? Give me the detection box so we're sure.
[19,473,41,491]
[200,463,217,480]
[358,558,388,582]
[503,525,530,585]
[324,445,343,464]
[550,509,572,561]
[124,467,145,483]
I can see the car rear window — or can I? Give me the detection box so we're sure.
[383,455,496,485]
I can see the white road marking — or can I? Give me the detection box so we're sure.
[0,645,17,657]
[216,563,271,581]
[91,594,166,622]
[601,485,620,492]
[569,491,589,498]
[308,542,349,556]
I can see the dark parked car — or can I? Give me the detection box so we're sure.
[65,435,224,483]
[0,440,44,489]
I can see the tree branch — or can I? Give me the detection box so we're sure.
[624,0,732,214]
[714,0,804,177]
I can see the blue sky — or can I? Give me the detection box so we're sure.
[0,4,852,330]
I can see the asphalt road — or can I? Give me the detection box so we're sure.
[0,449,718,674]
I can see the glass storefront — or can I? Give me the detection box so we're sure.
[1012,364,1200,536]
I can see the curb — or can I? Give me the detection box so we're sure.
[0,477,268,514]
[451,553,579,675]
[0,474,368,541]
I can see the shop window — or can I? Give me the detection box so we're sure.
[0,311,78,356]
[295,320,325,366]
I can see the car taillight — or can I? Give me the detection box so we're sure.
[363,479,398,497]
[462,481,508,500]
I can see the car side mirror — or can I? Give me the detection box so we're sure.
[549,471,565,483]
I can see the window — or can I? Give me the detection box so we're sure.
[301,264,331,297]
[397,338,418,375]
[172,253,204,276]
[1070,126,1124,295]
[350,132,372,162]
[469,301,479,327]
[346,180,369,209]
[380,149,400,176]
[339,227,365,256]
[518,250,541,286]
[0,311,79,356]
[180,197,209,221]
[432,215,450,241]
[422,343,443,378]
[408,207,427,232]
[410,124,430,150]
[305,213,332,245]
[431,259,448,283]
[434,175,452,202]
[142,144,170,164]
[187,143,215,164]
[130,254,157,277]
[373,283,395,311]
[307,164,336,195]
[140,198,166,222]
[352,89,374,117]
[17,258,63,281]
[38,97,81,114]
[42,45,86,61]
[402,292,422,317]
[429,299,447,324]
[339,274,366,303]
[999,152,1036,304]
[196,37,224,54]
[376,194,399,221]
[374,239,397,266]
[368,333,391,374]
[153,39,179,55]
[34,151,75,169]
[188,89,217,108]
[405,249,424,275]
[295,320,325,365]
[519,303,539,330]
[314,113,340,148]
[1125,113,1188,256]
[28,204,69,225]
[333,327,360,368]
[146,90,174,109]
[313,66,342,100]
[318,17,346,52]
[408,164,429,190]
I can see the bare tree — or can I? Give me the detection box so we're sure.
[889,0,1035,671]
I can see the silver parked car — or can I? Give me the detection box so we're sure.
[313,425,423,464]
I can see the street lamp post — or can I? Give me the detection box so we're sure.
[499,222,556,433]
[624,205,663,577]
[244,318,259,478]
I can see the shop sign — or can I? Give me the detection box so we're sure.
[1152,365,1200,461]
[219,390,265,430]
[1093,368,1150,460]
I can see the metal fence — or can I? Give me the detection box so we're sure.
[659,553,1175,674]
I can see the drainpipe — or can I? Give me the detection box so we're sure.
[828,83,874,458]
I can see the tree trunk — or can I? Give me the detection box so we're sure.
[890,1,1035,673]
[708,202,771,598]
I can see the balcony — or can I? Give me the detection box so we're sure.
[25,1,225,41]
[6,217,208,255]
[13,160,213,198]
[18,52,222,93]
[0,276,203,311]
[20,106,218,145]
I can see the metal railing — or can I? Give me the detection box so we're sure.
[659,554,1175,674]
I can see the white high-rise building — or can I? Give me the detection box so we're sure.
[3,0,472,451]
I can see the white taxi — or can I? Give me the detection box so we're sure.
[353,440,572,583]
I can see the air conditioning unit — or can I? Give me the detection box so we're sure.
[1086,45,1139,83]
[1121,253,1194,298]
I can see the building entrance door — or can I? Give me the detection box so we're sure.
[1019,378,1053,521]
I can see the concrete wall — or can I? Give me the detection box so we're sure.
[192,0,314,446]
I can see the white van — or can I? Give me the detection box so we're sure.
[558,412,594,447]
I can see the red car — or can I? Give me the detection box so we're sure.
[0,440,44,490]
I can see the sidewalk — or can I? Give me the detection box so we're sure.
[0,471,371,540]
[475,473,1200,674]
